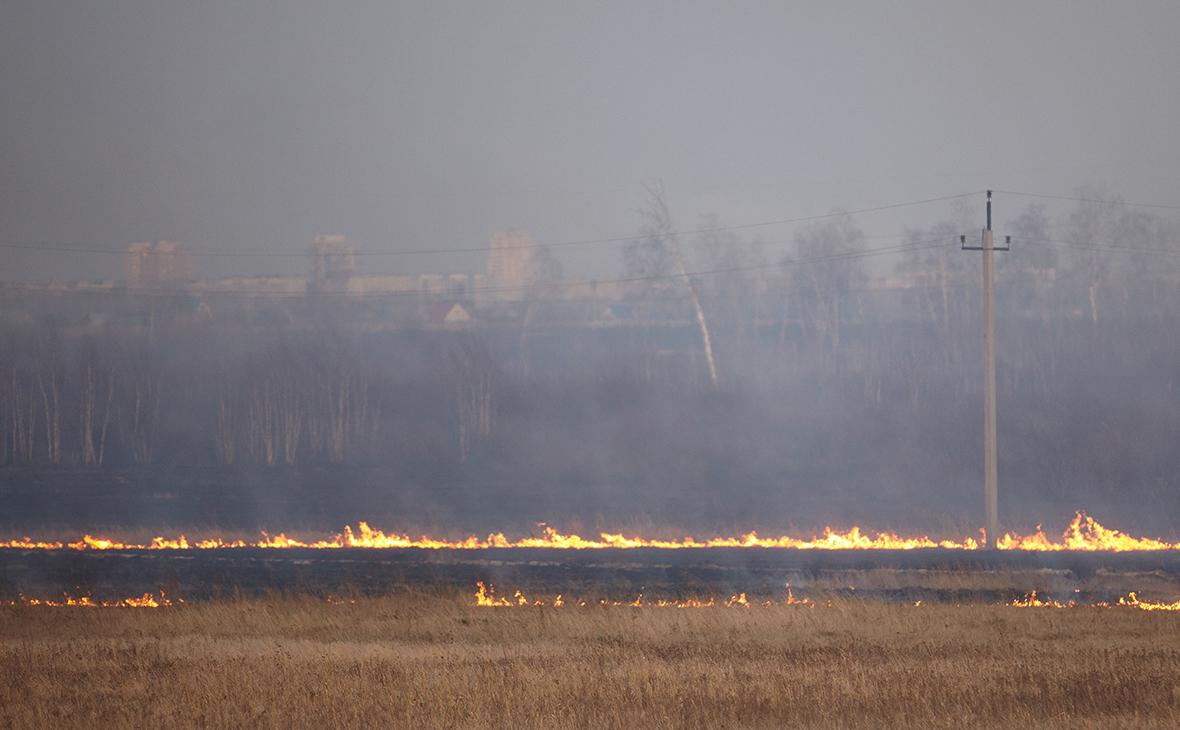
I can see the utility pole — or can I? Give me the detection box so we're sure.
[961,191,1010,549]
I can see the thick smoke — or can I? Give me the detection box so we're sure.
[2,190,1179,540]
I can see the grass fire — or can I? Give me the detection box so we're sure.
[6,2,1180,726]
[4,512,1179,553]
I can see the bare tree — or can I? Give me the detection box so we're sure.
[446,335,496,462]
[124,357,161,465]
[787,213,868,364]
[38,366,63,465]
[6,364,37,464]
[696,215,767,377]
[1065,186,1124,324]
[77,356,115,466]
[638,183,719,388]
[215,386,236,465]
[897,222,967,336]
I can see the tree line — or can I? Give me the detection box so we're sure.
[1,188,1178,528]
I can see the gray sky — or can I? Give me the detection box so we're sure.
[2,0,1178,281]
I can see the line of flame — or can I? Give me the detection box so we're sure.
[1010,590,1180,611]
[2,591,178,608]
[475,583,1180,611]
[474,581,802,608]
[5,585,1177,611]
[2,513,1178,553]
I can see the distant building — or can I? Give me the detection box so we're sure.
[126,241,193,287]
[487,231,535,297]
[192,276,306,295]
[345,274,419,296]
[309,234,356,292]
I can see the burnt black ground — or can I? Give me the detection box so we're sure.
[4,546,1180,604]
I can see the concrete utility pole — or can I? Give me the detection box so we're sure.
[961,191,1010,549]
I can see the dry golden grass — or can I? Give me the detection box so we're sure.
[2,593,1179,729]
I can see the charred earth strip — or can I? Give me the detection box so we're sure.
[5,546,1180,604]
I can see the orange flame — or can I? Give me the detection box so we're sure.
[1114,592,1180,611]
[474,581,511,606]
[4,591,178,608]
[474,583,812,608]
[725,592,749,608]
[785,583,813,606]
[3,513,1177,553]
[472,583,1180,611]
[996,513,1180,551]
[1008,590,1180,611]
[1009,590,1068,608]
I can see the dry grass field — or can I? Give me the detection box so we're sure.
[2,592,1179,729]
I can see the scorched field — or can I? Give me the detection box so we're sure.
[4,513,1180,727]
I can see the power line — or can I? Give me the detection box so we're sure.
[1021,238,1180,258]
[0,238,951,301]
[0,192,980,259]
[4,239,944,300]
[994,189,1180,211]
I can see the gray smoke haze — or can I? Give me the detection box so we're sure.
[2,1,1179,282]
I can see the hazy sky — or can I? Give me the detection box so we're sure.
[2,1,1178,281]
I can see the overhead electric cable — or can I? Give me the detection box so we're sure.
[0,238,951,301]
[994,190,1180,211]
[0,191,980,258]
[1021,238,1180,258]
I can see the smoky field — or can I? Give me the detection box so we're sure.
[2,590,1180,729]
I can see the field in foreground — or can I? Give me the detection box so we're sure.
[2,594,1180,728]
